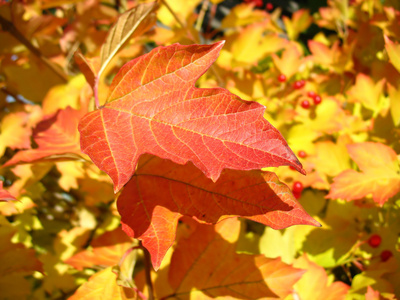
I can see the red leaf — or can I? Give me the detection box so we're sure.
[4,107,84,166]
[118,155,319,270]
[0,181,17,202]
[79,42,304,193]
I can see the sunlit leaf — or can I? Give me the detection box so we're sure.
[79,42,304,193]
[327,142,400,205]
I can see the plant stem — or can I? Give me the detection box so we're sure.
[0,15,68,83]
[195,0,209,32]
[139,241,154,300]
[94,76,100,108]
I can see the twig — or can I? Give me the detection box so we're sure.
[0,86,35,105]
[0,15,68,83]
[195,0,209,32]
[139,241,154,300]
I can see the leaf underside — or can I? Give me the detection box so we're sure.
[118,154,319,270]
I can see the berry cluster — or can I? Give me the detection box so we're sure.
[367,234,393,262]
[301,91,322,109]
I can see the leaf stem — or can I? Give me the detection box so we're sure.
[139,241,154,300]
[94,76,100,108]
[0,15,68,83]
[195,0,209,32]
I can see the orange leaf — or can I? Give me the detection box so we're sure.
[0,181,17,202]
[79,42,304,193]
[327,142,400,205]
[118,155,319,270]
[4,107,84,166]
[68,267,136,300]
[292,254,350,300]
[66,228,133,271]
[157,218,305,299]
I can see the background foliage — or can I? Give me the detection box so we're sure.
[0,0,399,299]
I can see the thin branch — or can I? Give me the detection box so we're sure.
[0,86,35,105]
[195,0,209,32]
[0,15,68,83]
[139,241,154,300]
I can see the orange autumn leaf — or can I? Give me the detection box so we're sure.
[66,228,133,271]
[157,218,305,299]
[79,42,304,193]
[327,142,400,205]
[4,107,84,166]
[118,154,318,270]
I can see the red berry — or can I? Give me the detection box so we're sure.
[368,234,382,248]
[278,74,287,82]
[292,181,303,194]
[298,150,307,158]
[380,250,393,262]
[313,95,322,105]
[300,100,310,109]
[266,3,273,10]
[307,91,316,98]
[293,80,306,89]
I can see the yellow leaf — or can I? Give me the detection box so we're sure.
[158,0,201,28]
[291,254,350,300]
[310,140,351,177]
[42,75,86,115]
[287,124,320,155]
[347,73,386,112]
[221,3,268,29]
[0,112,31,157]
[387,83,400,126]
[272,43,303,78]
[283,9,312,40]
[384,35,400,73]
[68,267,136,300]
[299,97,345,134]
[55,161,85,191]
[231,23,287,65]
